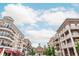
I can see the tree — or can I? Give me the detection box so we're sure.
[47,46,52,56]
[51,47,55,56]
[76,42,79,55]
[43,45,55,56]
[27,48,35,56]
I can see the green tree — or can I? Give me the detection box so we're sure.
[76,42,79,55]
[47,46,52,56]
[51,47,55,56]
[43,45,55,56]
[27,48,35,56]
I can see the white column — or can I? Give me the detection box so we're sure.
[60,41,65,56]
[68,27,78,56]
[62,49,65,56]
[59,33,62,56]
[65,40,70,56]
[64,32,70,56]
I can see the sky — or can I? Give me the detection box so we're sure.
[0,3,79,47]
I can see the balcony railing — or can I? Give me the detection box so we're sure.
[0,34,14,40]
[70,26,79,29]
[72,33,79,37]
[61,43,66,48]
[54,41,59,44]
[61,34,70,41]
[0,25,15,34]
[0,42,12,47]
[67,42,73,47]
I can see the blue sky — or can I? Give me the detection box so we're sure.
[0,3,79,47]
[0,3,79,12]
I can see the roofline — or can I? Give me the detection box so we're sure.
[57,18,79,33]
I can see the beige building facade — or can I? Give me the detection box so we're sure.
[48,37,54,48]
[0,16,31,52]
[49,18,79,56]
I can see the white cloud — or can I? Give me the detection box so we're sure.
[2,4,79,26]
[1,4,39,25]
[31,40,47,47]
[25,29,56,47]
[41,8,79,25]
[25,29,56,40]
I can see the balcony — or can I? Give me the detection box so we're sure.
[70,26,79,30]
[0,33,14,40]
[0,42,12,47]
[67,42,73,47]
[54,41,59,44]
[0,27,15,35]
[61,34,70,42]
[72,32,79,38]
[64,28,69,33]
[63,25,70,33]
[0,36,14,42]
[61,43,66,48]
[66,34,70,39]
[60,37,64,42]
